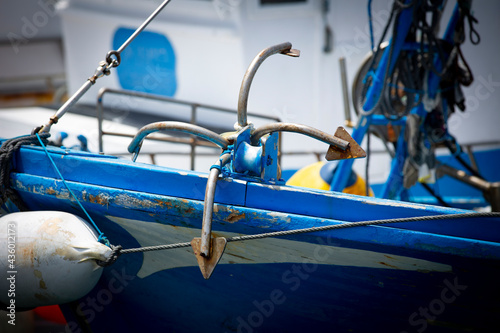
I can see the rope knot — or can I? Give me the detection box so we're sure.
[209,145,234,177]
[96,245,122,267]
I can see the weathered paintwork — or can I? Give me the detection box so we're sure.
[4,143,500,332]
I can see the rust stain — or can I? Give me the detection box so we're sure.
[379,261,398,269]
[45,188,56,195]
[183,206,195,215]
[88,193,110,206]
[38,185,71,200]
[38,217,63,235]
[37,218,75,239]
[19,243,35,265]
[113,194,203,216]
[154,199,173,209]
[226,212,245,223]
[156,198,198,215]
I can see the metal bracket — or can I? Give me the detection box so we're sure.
[260,131,281,183]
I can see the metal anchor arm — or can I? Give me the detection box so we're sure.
[237,42,300,129]
[251,123,350,150]
[251,124,366,162]
[128,121,230,161]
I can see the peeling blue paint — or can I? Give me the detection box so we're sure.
[5,142,500,333]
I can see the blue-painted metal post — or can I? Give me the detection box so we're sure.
[379,122,408,199]
[331,1,461,197]
[362,4,415,112]
[331,2,415,193]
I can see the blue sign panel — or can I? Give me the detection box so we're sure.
[113,27,177,97]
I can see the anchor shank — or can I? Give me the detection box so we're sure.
[200,153,231,257]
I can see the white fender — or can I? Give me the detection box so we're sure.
[0,211,112,308]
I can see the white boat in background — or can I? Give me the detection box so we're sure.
[2,0,499,189]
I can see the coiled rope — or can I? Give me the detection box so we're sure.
[0,133,50,210]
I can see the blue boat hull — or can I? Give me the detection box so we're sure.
[77,258,500,332]
[4,144,500,332]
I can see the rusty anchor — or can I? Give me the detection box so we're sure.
[191,153,231,279]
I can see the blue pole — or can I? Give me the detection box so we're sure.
[362,4,415,112]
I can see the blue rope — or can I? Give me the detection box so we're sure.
[210,145,233,176]
[35,134,110,247]
[221,144,234,156]
[209,164,222,172]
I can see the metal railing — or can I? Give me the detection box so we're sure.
[96,87,281,170]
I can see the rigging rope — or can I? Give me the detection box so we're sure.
[35,134,110,246]
[96,211,500,266]
[34,0,174,134]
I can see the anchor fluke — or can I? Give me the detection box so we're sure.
[325,127,366,161]
[191,237,227,279]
